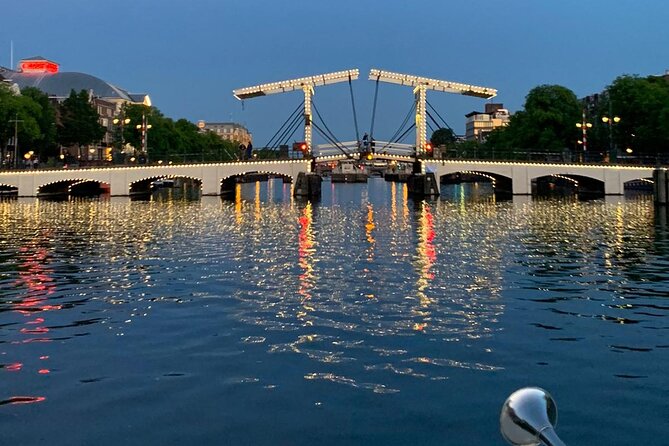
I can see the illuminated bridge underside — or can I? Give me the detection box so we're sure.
[0,161,310,197]
[425,160,654,195]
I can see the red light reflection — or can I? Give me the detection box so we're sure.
[0,396,46,406]
[415,202,436,314]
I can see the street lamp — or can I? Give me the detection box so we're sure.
[9,114,24,169]
[112,116,130,163]
[601,115,621,163]
[135,113,152,162]
[575,110,592,162]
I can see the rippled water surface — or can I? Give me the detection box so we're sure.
[1,179,668,445]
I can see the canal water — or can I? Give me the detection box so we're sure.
[1,178,668,445]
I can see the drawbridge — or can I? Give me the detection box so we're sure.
[233,68,496,163]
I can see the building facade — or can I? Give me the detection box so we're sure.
[198,121,252,147]
[2,56,150,161]
[465,103,510,142]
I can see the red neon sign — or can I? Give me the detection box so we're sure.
[19,60,59,74]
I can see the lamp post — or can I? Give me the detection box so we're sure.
[601,115,621,163]
[135,113,152,163]
[9,114,24,169]
[575,110,592,162]
[112,115,130,163]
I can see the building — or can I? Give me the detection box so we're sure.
[197,121,252,147]
[1,56,150,160]
[465,103,510,142]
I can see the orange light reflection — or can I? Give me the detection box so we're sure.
[254,181,261,221]
[297,202,316,322]
[235,183,243,224]
[365,203,376,260]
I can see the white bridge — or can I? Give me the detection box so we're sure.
[0,160,310,197]
[0,159,654,197]
[425,159,654,195]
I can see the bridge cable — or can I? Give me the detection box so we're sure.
[311,122,355,159]
[426,100,455,132]
[268,113,302,155]
[263,100,305,150]
[312,100,344,147]
[276,112,305,149]
[380,101,416,151]
[426,119,436,136]
[393,122,416,144]
[270,105,305,150]
[312,100,353,156]
[312,123,354,159]
[369,76,381,142]
[274,114,303,150]
[348,74,361,145]
[386,102,415,144]
[265,101,305,150]
[426,110,441,134]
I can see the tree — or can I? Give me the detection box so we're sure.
[0,83,42,165]
[430,127,456,147]
[20,87,58,160]
[487,85,582,154]
[600,75,669,159]
[57,90,105,150]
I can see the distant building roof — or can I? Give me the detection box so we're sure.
[3,56,150,105]
[465,111,489,118]
[202,122,248,128]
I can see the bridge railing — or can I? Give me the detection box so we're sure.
[314,140,415,158]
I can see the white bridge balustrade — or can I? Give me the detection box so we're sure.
[0,159,655,197]
[424,160,654,195]
[0,160,310,197]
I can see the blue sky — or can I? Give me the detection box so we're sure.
[2,0,668,146]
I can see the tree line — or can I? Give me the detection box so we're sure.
[431,73,669,163]
[0,84,241,166]
[5,72,667,167]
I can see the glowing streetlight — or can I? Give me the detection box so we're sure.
[602,115,621,162]
[575,111,592,162]
[112,116,131,163]
[135,113,152,160]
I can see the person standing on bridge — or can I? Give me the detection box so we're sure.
[239,143,246,160]
[361,133,369,151]
[245,142,253,160]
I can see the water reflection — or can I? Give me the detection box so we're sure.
[414,201,435,319]
[0,182,667,446]
[365,203,375,257]
[298,201,316,316]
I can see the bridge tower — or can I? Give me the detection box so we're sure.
[233,69,359,153]
[368,69,497,156]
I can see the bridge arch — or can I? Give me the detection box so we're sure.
[220,170,293,195]
[624,177,654,192]
[438,169,513,196]
[0,182,18,197]
[38,179,110,198]
[531,173,604,198]
[129,175,203,196]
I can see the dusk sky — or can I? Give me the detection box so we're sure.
[3,0,668,147]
